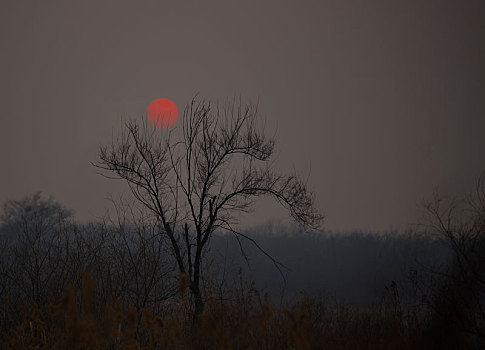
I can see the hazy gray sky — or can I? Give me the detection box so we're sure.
[1,0,484,232]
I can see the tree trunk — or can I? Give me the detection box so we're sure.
[191,282,204,325]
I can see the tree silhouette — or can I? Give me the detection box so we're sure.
[94,97,323,322]
[421,175,485,345]
[0,193,73,305]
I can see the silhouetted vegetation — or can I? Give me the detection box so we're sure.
[1,176,484,348]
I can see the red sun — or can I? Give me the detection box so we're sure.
[147,98,179,129]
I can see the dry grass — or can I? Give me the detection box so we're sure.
[0,272,468,350]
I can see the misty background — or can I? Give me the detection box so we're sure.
[1,0,484,233]
[208,225,451,305]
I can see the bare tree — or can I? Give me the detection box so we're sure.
[421,175,485,346]
[94,97,323,322]
[0,193,74,305]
